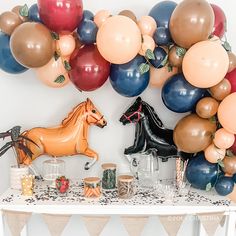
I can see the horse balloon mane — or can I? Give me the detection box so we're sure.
[119,97,193,162]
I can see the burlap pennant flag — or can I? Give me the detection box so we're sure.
[159,215,186,236]
[42,214,71,236]
[82,216,110,236]
[197,212,225,236]
[121,216,148,236]
[3,210,32,236]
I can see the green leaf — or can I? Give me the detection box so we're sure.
[224,19,228,33]
[54,51,60,61]
[222,41,232,52]
[54,75,66,84]
[206,183,212,191]
[0,142,14,156]
[217,159,225,168]
[19,4,29,17]
[209,116,217,124]
[176,47,187,58]
[160,54,168,67]
[64,60,71,71]
[226,149,235,157]
[11,126,21,142]
[145,49,155,60]
[51,32,60,41]
[19,135,39,147]
[167,64,173,72]
[139,63,150,75]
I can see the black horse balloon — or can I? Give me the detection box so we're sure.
[119,97,193,162]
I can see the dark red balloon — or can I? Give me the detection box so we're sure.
[230,135,236,155]
[226,68,236,93]
[38,0,83,33]
[211,4,226,38]
[69,45,110,92]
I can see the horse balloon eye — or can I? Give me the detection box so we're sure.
[92,110,96,113]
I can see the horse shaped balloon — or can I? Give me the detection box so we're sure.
[119,97,193,162]
[19,98,107,170]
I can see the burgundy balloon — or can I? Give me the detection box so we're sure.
[69,45,110,92]
[38,0,83,33]
[226,68,236,93]
[211,4,226,38]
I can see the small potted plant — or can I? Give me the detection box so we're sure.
[0,126,37,189]
[56,176,70,194]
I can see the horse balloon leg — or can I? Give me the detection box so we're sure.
[83,148,99,170]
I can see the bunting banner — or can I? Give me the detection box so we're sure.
[121,216,148,236]
[42,214,72,236]
[159,215,186,236]
[197,212,225,236]
[3,210,32,236]
[82,216,110,236]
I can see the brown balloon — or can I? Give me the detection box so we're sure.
[118,10,137,23]
[11,5,28,22]
[209,78,231,101]
[169,0,214,49]
[168,46,184,68]
[223,156,236,176]
[0,11,22,35]
[173,114,217,153]
[10,22,55,68]
[228,52,236,73]
[196,97,219,119]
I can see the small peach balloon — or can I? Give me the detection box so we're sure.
[94,10,111,28]
[228,185,236,202]
[204,144,226,164]
[214,128,235,149]
[209,78,231,101]
[137,16,157,37]
[196,97,219,119]
[57,35,76,57]
[139,35,155,56]
[228,51,236,73]
[119,10,137,23]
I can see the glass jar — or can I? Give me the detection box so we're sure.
[84,177,101,198]
[118,175,135,199]
[102,163,117,190]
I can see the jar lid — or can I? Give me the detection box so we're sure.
[84,177,101,184]
[118,175,134,183]
[102,163,117,170]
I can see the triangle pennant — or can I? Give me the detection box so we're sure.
[159,215,186,236]
[3,210,32,236]
[197,212,225,236]
[121,216,148,236]
[82,216,110,236]
[220,215,226,228]
[42,214,71,236]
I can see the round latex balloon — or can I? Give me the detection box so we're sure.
[137,16,157,36]
[196,97,219,119]
[174,114,217,153]
[110,55,150,97]
[139,35,155,56]
[94,10,111,28]
[223,156,236,176]
[162,73,205,113]
[29,4,42,22]
[168,46,185,68]
[38,0,83,33]
[228,52,236,73]
[69,45,110,92]
[119,10,137,23]
[204,144,226,164]
[231,136,236,155]
[186,152,218,190]
[11,5,28,22]
[0,32,28,74]
[149,64,178,88]
[149,1,177,28]
[228,185,236,202]
[183,41,229,88]
[149,47,167,69]
[209,78,231,101]
[153,27,171,46]
[211,4,226,39]
[215,176,234,196]
[218,93,236,134]
[96,15,142,64]
[226,69,236,93]
[214,128,235,149]
[82,10,94,22]
[10,22,55,68]
[56,35,76,57]
[0,11,22,35]
[170,0,214,49]
[35,57,70,88]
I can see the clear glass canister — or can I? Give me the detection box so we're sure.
[84,177,101,198]
[118,175,135,199]
[102,163,117,190]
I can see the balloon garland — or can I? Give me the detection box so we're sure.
[1,0,236,199]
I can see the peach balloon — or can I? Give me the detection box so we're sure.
[183,40,229,88]
[204,144,226,164]
[35,57,70,88]
[56,35,76,57]
[97,15,142,64]
[218,93,236,134]
[213,128,235,149]
[139,35,155,56]
[94,10,111,28]
[150,65,178,88]
[137,16,157,37]
[228,185,236,203]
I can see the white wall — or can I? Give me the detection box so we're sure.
[0,0,236,235]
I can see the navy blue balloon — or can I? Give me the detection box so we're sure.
[154,27,171,46]
[186,153,218,190]
[77,20,98,45]
[149,1,177,28]
[149,47,167,69]
[110,55,150,97]
[233,174,236,183]
[0,32,28,74]
[28,4,42,23]
[82,10,94,21]
[162,73,205,113]
[215,176,234,196]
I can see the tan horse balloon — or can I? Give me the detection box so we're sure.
[18,99,107,170]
